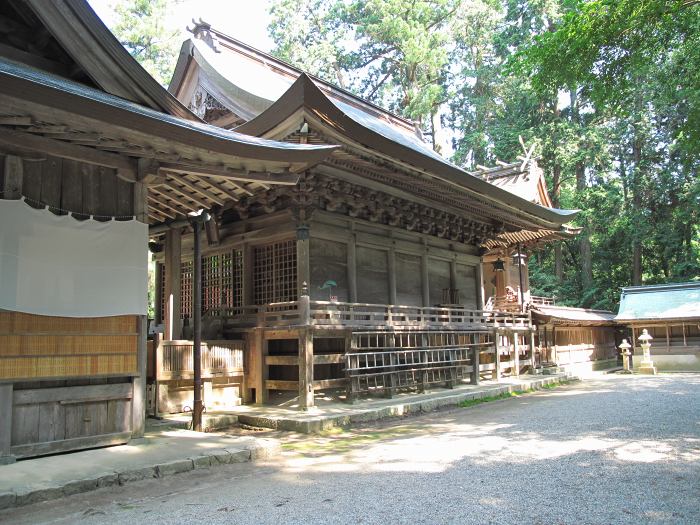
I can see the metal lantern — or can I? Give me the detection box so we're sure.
[493,258,505,272]
[512,251,527,266]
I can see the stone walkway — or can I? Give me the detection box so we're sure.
[1,373,697,524]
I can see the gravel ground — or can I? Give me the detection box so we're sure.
[2,374,699,525]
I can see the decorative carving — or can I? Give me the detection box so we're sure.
[229,173,501,245]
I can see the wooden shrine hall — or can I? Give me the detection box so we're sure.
[0,0,333,460]
[141,22,581,414]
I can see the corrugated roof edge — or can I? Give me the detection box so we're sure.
[621,281,700,294]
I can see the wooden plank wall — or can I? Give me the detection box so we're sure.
[0,154,133,218]
[0,312,138,381]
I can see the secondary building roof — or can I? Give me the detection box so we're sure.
[615,282,700,322]
[531,305,617,327]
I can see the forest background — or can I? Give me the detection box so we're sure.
[103,0,700,311]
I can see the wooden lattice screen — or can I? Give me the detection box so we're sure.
[175,249,243,318]
[253,240,297,304]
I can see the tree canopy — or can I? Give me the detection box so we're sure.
[268,0,700,310]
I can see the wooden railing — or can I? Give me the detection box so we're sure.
[207,299,531,330]
[530,296,556,306]
[157,340,244,380]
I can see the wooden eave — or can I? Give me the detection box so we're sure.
[0,59,336,224]
[23,0,195,120]
[235,74,577,234]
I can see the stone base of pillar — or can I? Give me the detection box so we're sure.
[638,365,657,375]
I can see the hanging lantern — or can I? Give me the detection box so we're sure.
[512,251,527,266]
[493,258,505,272]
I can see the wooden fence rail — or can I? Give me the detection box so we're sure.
[158,340,244,380]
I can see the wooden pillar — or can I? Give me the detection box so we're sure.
[421,250,430,307]
[513,331,520,377]
[471,334,480,385]
[243,243,254,306]
[529,328,537,372]
[449,259,458,304]
[388,247,397,305]
[493,330,501,381]
[3,155,23,199]
[298,328,314,410]
[476,260,485,310]
[131,178,148,438]
[297,225,310,297]
[164,228,182,340]
[665,324,670,350]
[347,234,357,302]
[191,218,204,432]
[0,384,14,463]
[254,328,268,404]
[683,323,687,346]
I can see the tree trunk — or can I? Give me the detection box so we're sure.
[632,137,643,285]
[552,162,563,281]
[575,161,593,291]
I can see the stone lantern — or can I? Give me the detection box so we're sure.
[637,329,657,375]
[618,339,632,373]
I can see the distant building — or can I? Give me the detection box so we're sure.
[615,282,700,371]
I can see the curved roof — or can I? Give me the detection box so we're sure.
[532,305,616,326]
[236,74,577,230]
[24,0,195,120]
[0,57,336,170]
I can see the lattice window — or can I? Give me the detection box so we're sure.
[253,240,297,304]
[159,250,243,320]
[181,260,193,319]
[158,262,166,323]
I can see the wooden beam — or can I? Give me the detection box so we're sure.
[162,173,226,205]
[205,216,221,246]
[163,180,209,208]
[151,186,198,213]
[0,128,137,180]
[160,163,299,185]
[201,178,240,202]
[148,196,183,218]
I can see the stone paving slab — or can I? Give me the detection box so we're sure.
[0,429,280,511]
[233,373,575,433]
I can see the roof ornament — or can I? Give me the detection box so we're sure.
[518,135,536,174]
[187,18,221,53]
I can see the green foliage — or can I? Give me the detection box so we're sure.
[268,0,700,311]
[111,0,181,86]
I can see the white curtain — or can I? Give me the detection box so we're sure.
[0,199,147,317]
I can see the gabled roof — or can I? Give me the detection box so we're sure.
[616,282,700,322]
[235,73,576,231]
[532,305,616,326]
[20,0,195,119]
[476,160,553,208]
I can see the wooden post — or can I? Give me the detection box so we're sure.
[254,327,268,404]
[665,324,670,351]
[471,338,480,385]
[191,218,204,432]
[494,329,501,381]
[296,225,310,298]
[513,331,520,377]
[421,250,430,307]
[0,384,14,463]
[449,260,458,303]
[131,315,147,437]
[347,234,357,303]
[3,155,23,199]
[164,228,182,340]
[298,327,314,410]
[683,322,687,346]
[131,178,148,438]
[529,328,537,372]
[476,260,485,310]
[345,331,356,404]
[388,247,397,305]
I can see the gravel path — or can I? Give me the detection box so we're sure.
[2,374,699,525]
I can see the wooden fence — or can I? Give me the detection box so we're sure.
[156,340,244,380]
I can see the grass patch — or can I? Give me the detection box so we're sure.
[458,380,569,408]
